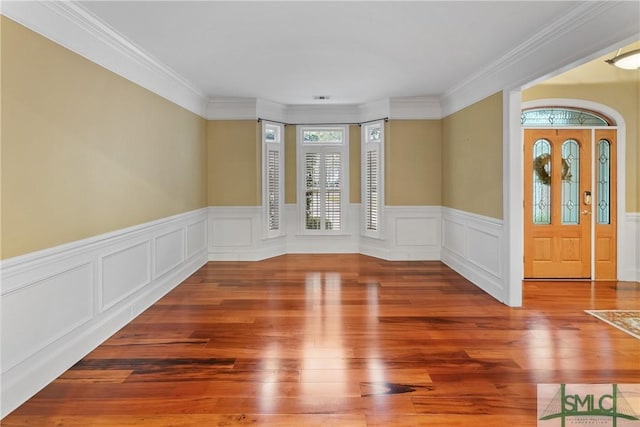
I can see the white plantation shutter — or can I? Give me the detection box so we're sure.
[262,122,284,238]
[362,121,384,238]
[298,126,349,234]
[324,153,342,230]
[305,152,321,230]
[365,150,378,231]
[267,149,280,230]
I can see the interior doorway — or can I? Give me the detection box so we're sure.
[522,107,618,280]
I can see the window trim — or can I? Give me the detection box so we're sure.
[361,120,385,239]
[261,121,285,239]
[296,125,350,235]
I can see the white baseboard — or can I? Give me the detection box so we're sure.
[620,213,640,282]
[441,207,505,302]
[0,208,208,417]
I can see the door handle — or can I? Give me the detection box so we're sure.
[581,210,591,215]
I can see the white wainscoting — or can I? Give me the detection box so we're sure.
[620,213,640,282]
[209,205,442,261]
[0,208,208,417]
[207,205,359,260]
[361,206,442,260]
[441,207,505,302]
[207,206,287,261]
[283,204,361,254]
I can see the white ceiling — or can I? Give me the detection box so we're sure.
[76,1,587,106]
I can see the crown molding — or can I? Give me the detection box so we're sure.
[206,97,441,122]
[8,1,633,122]
[286,104,362,124]
[358,99,390,122]
[2,0,208,117]
[441,1,640,117]
[2,1,441,123]
[256,99,288,124]
[389,97,441,120]
[206,97,260,121]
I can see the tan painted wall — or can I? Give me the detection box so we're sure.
[523,82,639,212]
[207,120,260,206]
[1,17,207,259]
[385,120,442,206]
[441,92,503,219]
[284,125,297,204]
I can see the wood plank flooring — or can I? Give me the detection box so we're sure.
[3,254,639,426]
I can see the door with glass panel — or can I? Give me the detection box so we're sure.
[524,129,592,278]
[593,129,617,280]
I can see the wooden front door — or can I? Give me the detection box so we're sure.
[524,129,592,278]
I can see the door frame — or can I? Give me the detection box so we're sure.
[523,127,609,279]
[504,96,627,306]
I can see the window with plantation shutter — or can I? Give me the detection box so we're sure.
[305,152,321,230]
[267,149,280,230]
[362,121,384,238]
[262,122,284,238]
[298,126,349,234]
[324,152,342,230]
[365,150,378,230]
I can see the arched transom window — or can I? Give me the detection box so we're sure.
[521,107,612,127]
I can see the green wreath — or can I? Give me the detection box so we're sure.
[534,154,572,185]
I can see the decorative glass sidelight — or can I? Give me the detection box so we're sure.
[561,139,580,225]
[532,139,551,224]
[597,139,611,224]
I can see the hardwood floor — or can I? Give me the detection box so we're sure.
[3,254,639,426]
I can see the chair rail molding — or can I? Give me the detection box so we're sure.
[0,208,208,417]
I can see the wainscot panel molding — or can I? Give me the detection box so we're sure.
[0,208,208,418]
[209,205,441,261]
[283,204,361,255]
[441,207,505,303]
[208,206,287,261]
[621,213,640,282]
[361,206,442,261]
[208,205,360,260]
